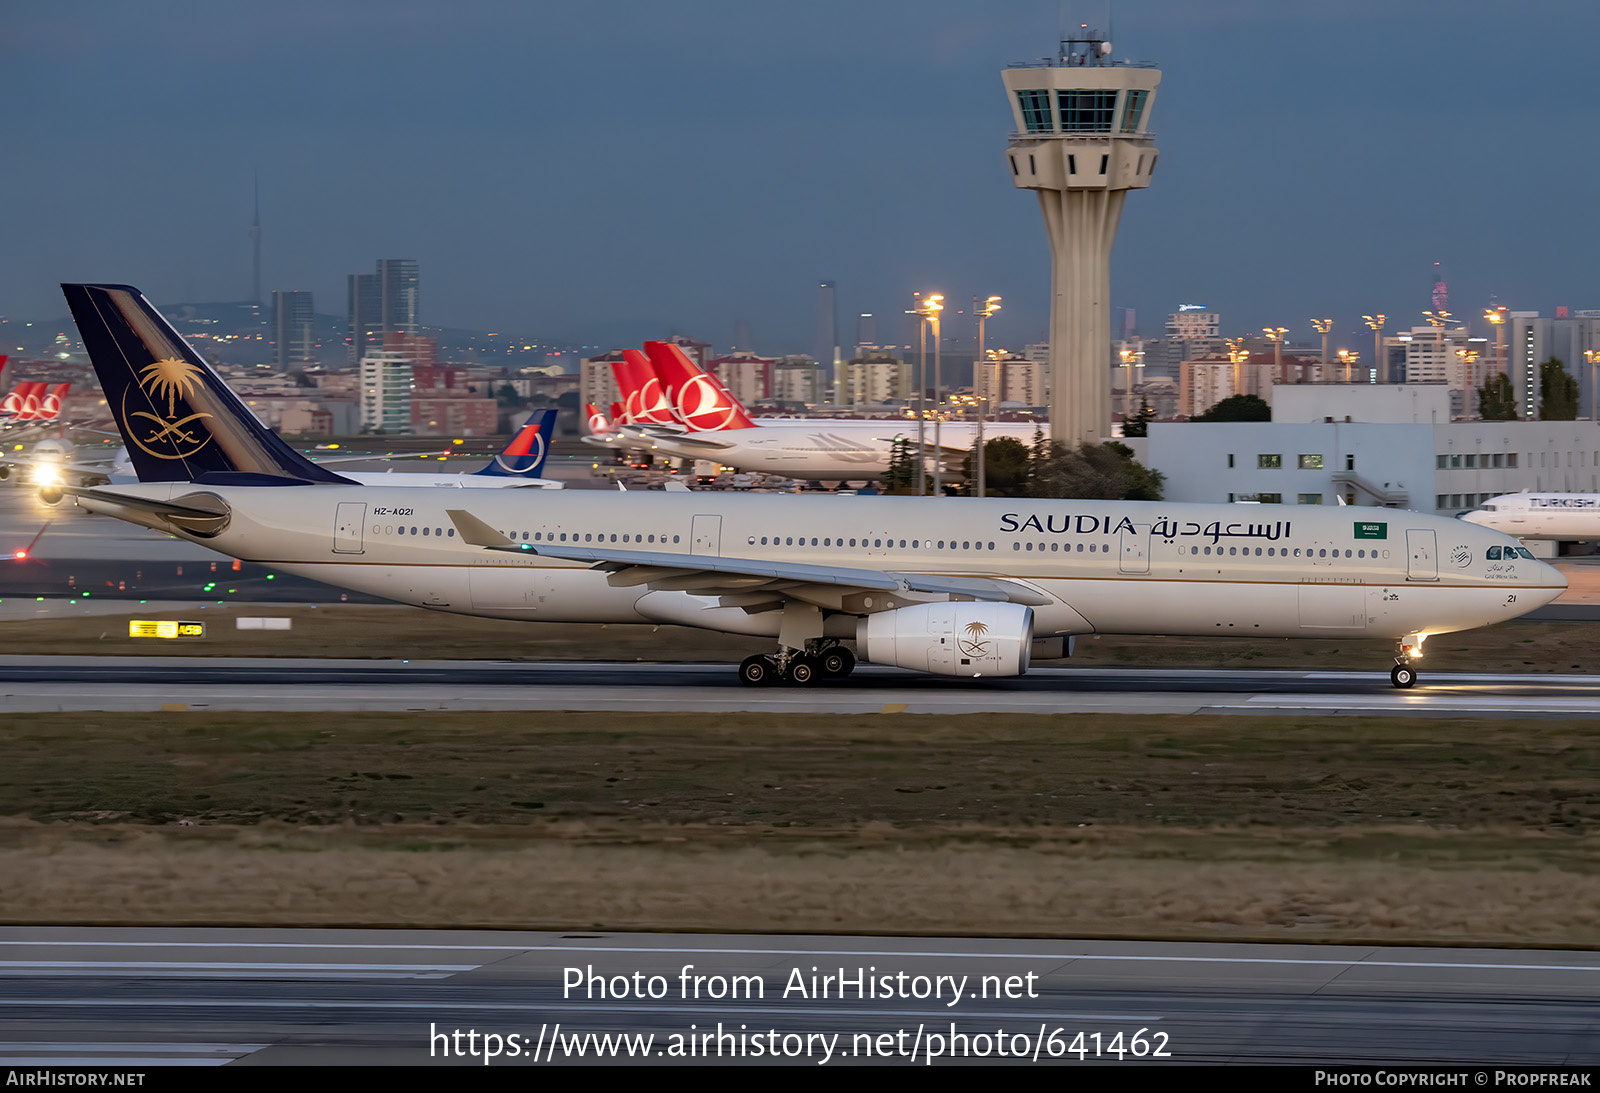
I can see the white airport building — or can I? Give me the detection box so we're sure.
[1132,385,1600,529]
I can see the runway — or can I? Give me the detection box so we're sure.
[0,928,1595,1065]
[3,656,1600,716]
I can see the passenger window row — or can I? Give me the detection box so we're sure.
[1180,545,1385,559]
[744,536,1000,551]
[508,531,682,545]
[380,525,454,538]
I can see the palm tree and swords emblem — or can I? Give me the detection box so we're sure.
[957,619,991,658]
[128,357,213,459]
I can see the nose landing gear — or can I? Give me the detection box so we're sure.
[1390,633,1427,689]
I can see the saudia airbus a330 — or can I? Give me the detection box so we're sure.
[57,284,1564,689]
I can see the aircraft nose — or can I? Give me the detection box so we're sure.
[1530,559,1568,609]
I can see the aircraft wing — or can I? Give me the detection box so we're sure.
[0,454,120,487]
[646,433,737,450]
[445,509,1052,608]
[307,450,452,464]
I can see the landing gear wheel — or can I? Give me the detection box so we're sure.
[1390,663,1417,689]
[785,655,821,686]
[819,647,856,679]
[739,654,778,687]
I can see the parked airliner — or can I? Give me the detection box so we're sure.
[57,283,1564,689]
[12,410,560,499]
[1462,492,1600,541]
[607,340,1047,480]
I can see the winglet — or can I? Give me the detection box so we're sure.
[445,508,516,548]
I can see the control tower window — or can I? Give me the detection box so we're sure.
[1016,90,1052,133]
[1057,89,1117,132]
[1121,89,1149,133]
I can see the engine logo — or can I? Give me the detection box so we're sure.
[957,620,991,658]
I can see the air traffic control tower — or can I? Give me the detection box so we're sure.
[1003,25,1159,446]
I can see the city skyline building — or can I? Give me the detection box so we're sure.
[1002,21,1160,444]
[814,281,837,401]
[837,349,910,407]
[249,177,262,307]
[1507,311,1600,421]
[347,258,420,365]
[347,272,381,365]
[358,348,415,434]
[855,313,876,352]
[270,290,315,371]
[378,258,421,338]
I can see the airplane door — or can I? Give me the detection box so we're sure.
[1406,528,1437,581]
[1118,525,1150,574]
[333,502,367,554]
[691,514,721,556]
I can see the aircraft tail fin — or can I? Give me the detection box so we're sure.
[643,340,757,431]
[60,283,353,484]
[39,383,70,421]
[586,403,614,434]
[621,349,679,424]
[471,408,556,478]
[12,382,45,420]
[608,355,644,424]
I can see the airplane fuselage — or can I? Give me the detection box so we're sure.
[73,484,1565,643]
[638,420,1048,479]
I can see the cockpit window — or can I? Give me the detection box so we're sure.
[1516,547,1537,560]
[1486,546,1502,560]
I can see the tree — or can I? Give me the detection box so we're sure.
[1121,398,1156,437]
[1193,394,1270,422]
[883,437,917,495]
[1476,372,1517,421]
[1025,440,1165,501]
[1539,357,1580,420]
[961,436,1031,496]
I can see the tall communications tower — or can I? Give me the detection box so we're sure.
[1002,22,1159,445]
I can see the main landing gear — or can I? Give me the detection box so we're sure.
[1390,632,1427,689]
[739,642,855,687]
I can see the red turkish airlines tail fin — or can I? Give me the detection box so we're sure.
[643,341,757,431]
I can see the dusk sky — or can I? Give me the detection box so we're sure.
[4,0,1596,356]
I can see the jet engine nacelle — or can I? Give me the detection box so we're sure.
[855,602,1033,678]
